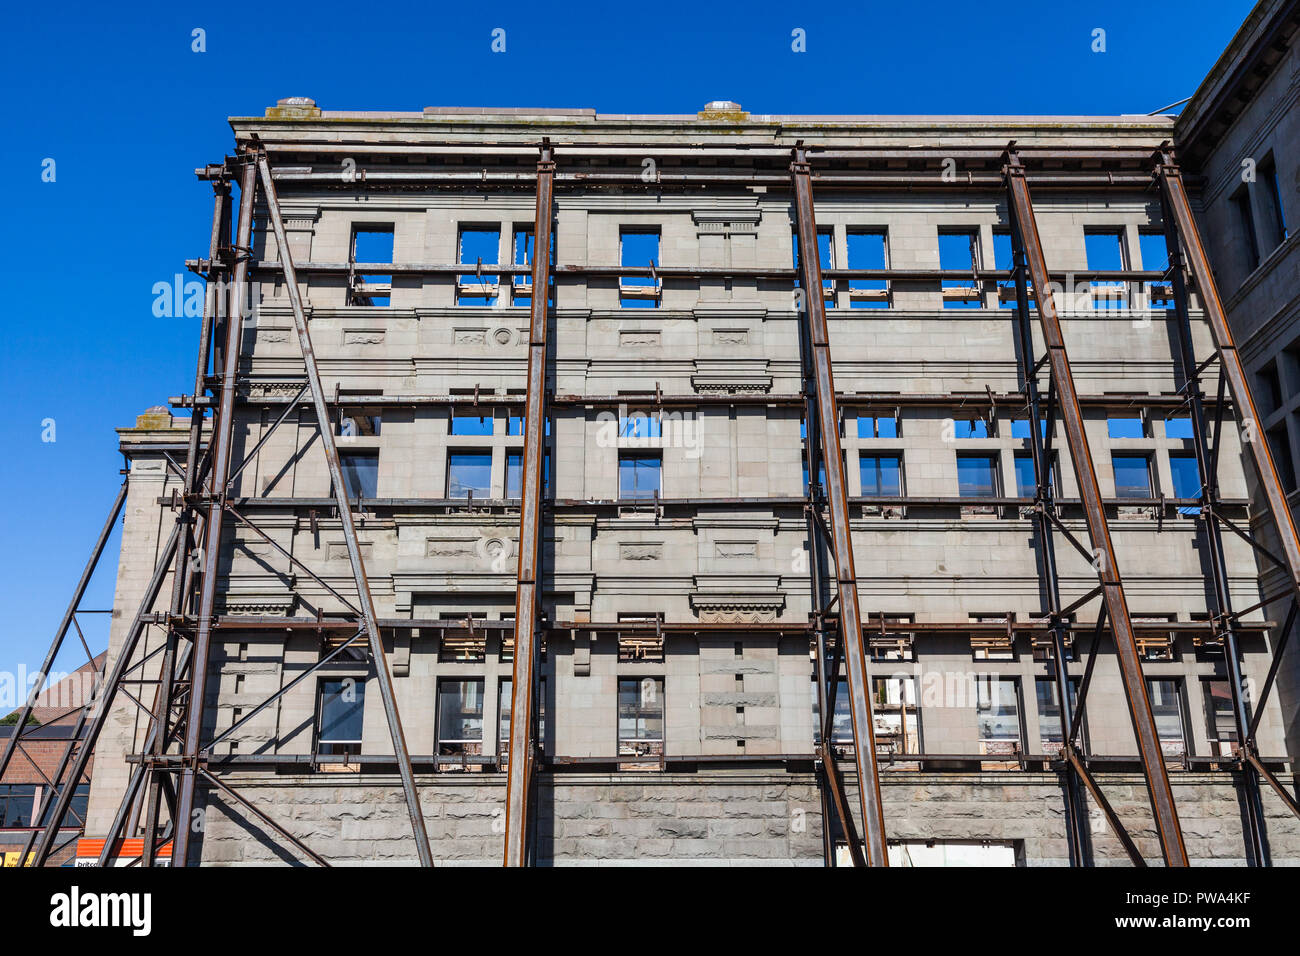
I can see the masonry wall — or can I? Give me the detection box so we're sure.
[193,772,1300,866]
[81,110,1300,865]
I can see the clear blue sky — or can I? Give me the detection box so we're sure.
[0,0,1255,685]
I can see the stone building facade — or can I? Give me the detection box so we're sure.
[80,11,1300,864]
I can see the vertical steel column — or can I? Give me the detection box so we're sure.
[257,153,433,867]
[799,262,865,868]
[143,177,232,866]
[1007,210,1092,865]
[504,144,555,867]
[171,156,258,867]
[1157,158,1300,585]
[1158,161,1270,862]
[1005,153,1188,866]
[791,147,888,866]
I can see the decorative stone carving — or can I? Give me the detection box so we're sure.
[619,330,660,347]
[689,592,785,623]
[619,542,663,561]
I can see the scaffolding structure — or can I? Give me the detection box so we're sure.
[9,132,1300,867]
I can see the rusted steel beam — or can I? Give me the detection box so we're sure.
[172,155,259,868]
[1005,151,1188,867]
[262,167,1155,189]
[1066,751,1146,867]
[198,769,329,867]
[504,144,555,867]
[1157,158,1300,595]
[244,390,1230,410]
[257,152,434,867]
[31,522,182,866]
[144,177,232,867]
[1007,208,1091,865]
[792,145,888,866]
[1159,172,1269,863]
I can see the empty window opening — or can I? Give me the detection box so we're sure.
[953,417,991,439]
[1107,416,1146,439]
[316,678,365,759]
[1266,423,1297,491]
[619,412,662,439]
[499,677,546,759]
[620,228,661,308]
[1259,154,1289,248]
[1169,452,1202,515]
[619,453,662,499]
[338,452,378,500]
[1014,451,1058,498]
[811,677,853,746]
[439,625,486,663]
[448,451,492,499]
[618,677,664,758]
[1256,360,1284,415]
[1138,231,1174,309]
[1230,184,1261,274]
[1036,678,1081,755]
[1164,416,1194,439]
[1084,229,1128,309]
[457,226,500,306]
[975,676,1022,758]
[512,226,534,306]
[803,452,844,495]
[938,230,982,308]
[991,229,1030,310]
[792,227,835,304]
[1202,678,1246,757]
[1111,453,1152,498]
[873,676,919,755]
[338,404,381,438]
[856,414,899,438]
[847,229,889,308]
[859,454,902,496]
[506,452,523,500]
[437,679,485,759]
[350,226,393,307]
[450,411,494,436]
[1147,679,1186,758]
[957,453,999,497]
[1010,418,1048,441]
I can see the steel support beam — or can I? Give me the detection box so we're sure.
[1156,149,1300,851]
[504,144,555,867]
[257,152,434,866]
[143,176,231,867]
[1160,177,1269,863]
[1005,152,1188,866]
[171,155,259,867]
[1006,210,1092,865]
[1156,156,1300,585]
[792,146,887,866]
[31,522,182,866]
